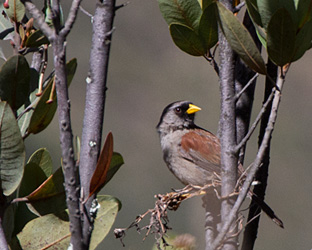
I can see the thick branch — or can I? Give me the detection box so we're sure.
[79,0,116,246]
[211,71,285,250]
[26,1,84,249]
[217,1,238,250]
[52,37,83,249]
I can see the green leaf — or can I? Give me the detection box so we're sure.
[17,210,70,250]
[25,167,66,216]
[158,0,202,30]
[292,19,312,61]
[19,163,48,198]
[198,3,218,49]
[0,102,25,195]
[170,23,206,56]
[104,152,124,187]
[0,55,30,111]
[25,29,50,48]
[0,5,14,40]
[246,0,263,27]
[201,0,213,10]
[13,199,38,236]
[27,58,77,134]
[17,195,120,250]
[257,0,297,29]
[217,2,266,74]
[267,8,296,66]
[3,202,15,241]
[17,74,39,137]
[4,0,25,22]
[89,195,121,249]
[27,148,53,177]
[255,24,267,48]
[14,159,50,235]
[297,0,312,29]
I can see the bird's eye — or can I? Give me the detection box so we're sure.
[175,107,181,113]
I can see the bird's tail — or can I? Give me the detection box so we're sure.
[250,192,284,228]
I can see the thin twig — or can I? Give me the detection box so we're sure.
[115,1,130,11]
[60,0,83,38]
[233,88,275,153]
[234,73,259,102]
[204,49,219,76]
[114,185,218,248]
[79,6,93,18]
[233,1,245,13]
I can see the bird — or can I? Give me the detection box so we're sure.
[156,100,283,228]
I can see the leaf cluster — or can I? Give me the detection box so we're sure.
[159,0,312,72]
[0,1,125,249]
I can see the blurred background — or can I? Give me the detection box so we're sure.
[12,0,312,249]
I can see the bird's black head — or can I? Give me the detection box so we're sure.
[156,101,201,133]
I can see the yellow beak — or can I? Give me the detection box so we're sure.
[186,104,201,114]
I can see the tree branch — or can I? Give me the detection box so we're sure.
[241,60,278,250]
[217,1,238,249]
[23,1,55,41]
[234,73,258,102]
[211,70,285,250]
[60,0,83,38]
[234,11,261,165]
[52,37,83,249]
[79,0,117,246]
[234,89,274,154]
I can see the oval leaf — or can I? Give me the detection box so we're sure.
[267,8,296,66]
[17,210,70,250]
[25,167,66,216]
[17,195,120,250]
[19,163,48,198]
[257,0,297,29]
[27,58,77,134]
[292,19,312,62]
[25,29,50,48]
[89,195,121,250]
[0,55,30,111]
[217,2,266,74]
[0,5,14,40]
[246,0,263,27]
[297,0,312,28]
[27,148,53,177]
[14,162,46,235]
[0,102,25,195]
[5,0,25,22]
[170,23,206,56]
[103,152,124,187]
[201,0,213,10]
[88,132,114,198]
[158,0,202,30]
[198,2,218,49]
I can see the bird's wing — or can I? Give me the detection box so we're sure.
[180,129,221,175]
